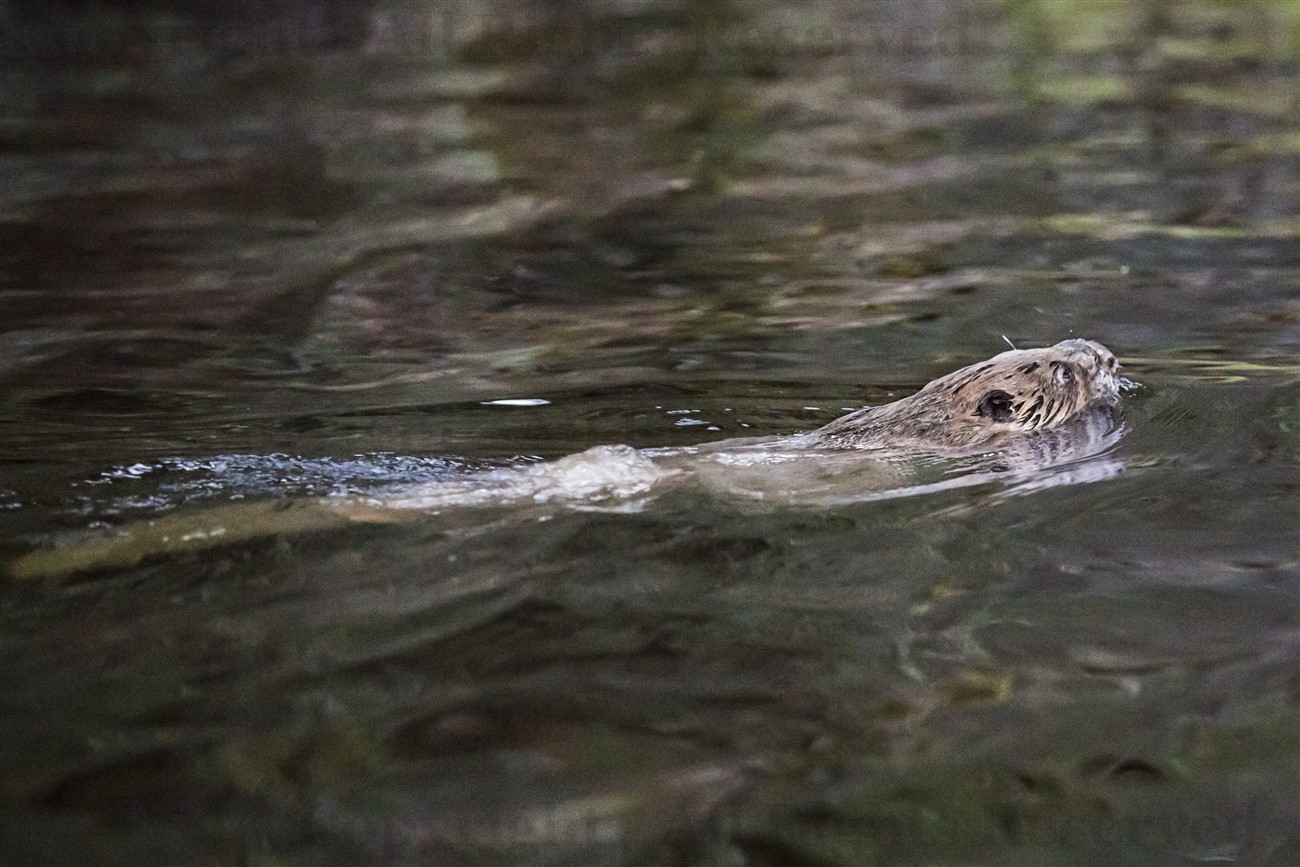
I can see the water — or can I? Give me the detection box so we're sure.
[2,1,1300,864]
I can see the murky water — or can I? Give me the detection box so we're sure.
[3,1,1300,864]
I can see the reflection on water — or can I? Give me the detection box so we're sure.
[2,0,1300,864]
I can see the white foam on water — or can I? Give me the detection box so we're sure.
[379,444,673,511]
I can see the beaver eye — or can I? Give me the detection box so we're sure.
[1055,366,1074,385]
[976,389,1015,423]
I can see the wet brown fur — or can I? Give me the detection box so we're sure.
[803,339,1121,451]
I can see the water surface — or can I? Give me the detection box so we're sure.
[3,1,1300,864]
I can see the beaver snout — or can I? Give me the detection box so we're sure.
[1083,340,1120,373]
[1058,338,1119,372]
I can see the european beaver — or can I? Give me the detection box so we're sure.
[374,338,1126,510]
[8,339,1127,578]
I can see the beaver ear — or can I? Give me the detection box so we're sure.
[976,389,1015,422]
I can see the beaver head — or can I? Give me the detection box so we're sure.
[808,339,1123,450]
[941,338,1121,431]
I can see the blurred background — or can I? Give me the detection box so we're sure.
[2,1,1300,865]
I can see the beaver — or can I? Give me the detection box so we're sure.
[379,338,1126,510]
[796,338,1121,451]
[7,339,1127,578]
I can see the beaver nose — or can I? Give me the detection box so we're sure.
[1089,343,1119,371]
[1070,339,1118,372]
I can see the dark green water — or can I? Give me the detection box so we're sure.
[2,1,1300,864]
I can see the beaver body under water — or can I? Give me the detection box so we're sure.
[9,339,1129,578]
